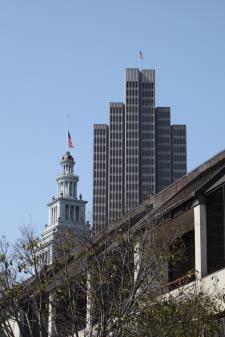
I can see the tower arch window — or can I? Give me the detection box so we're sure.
[70,205,74,221]
[76,206,80,222]
[69,182,72,196]
[51,206,57,223]
[74,183,76,197]
[65,181,68,196]
[65,204,69,221]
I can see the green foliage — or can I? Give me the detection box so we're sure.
[124,289,223,337]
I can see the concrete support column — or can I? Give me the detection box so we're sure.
[48,294,57,337]
[134,242,140,282]
[85,271,92,336]
[194,201,207,278]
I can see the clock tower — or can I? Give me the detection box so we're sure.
[41,151,87,262]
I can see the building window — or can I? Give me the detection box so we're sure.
[65,204,69,221]
[76,206,80,222]
[70,205,74,221]
[69,182,72,196]
[65,181,68,196]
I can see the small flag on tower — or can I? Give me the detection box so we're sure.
[139,50,144,60]
[68,131,74,148]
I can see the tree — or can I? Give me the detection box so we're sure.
[0,215,224,337]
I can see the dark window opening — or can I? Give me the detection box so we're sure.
[207,186,225,274]
[76,206,80,222]
[168,230,195,289]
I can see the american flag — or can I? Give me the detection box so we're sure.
[140,50,144,60]
[68,131,74,148]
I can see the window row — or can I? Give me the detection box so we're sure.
[110,158,123,165]
[173,138,186,145]
[110,125,123,131]
[65,204,80,222]
[94,163,106,170]
[157,170,171,177]
[126,107,138,113]
[94,154,107,161]
[126,89,138,96]
[173,163,186,170]
[109,178,123,185]
[172,129,186,136]
[93,188,107,195]
[142,167,155,174]
[109,190,122,196]
[142,158,155,165]
[142,184,155,192]
[126,98,138,105]
[126,81,138,88]
[157,145,171,152]
[94,137,107,144]
[157,153,170,160]
[142,124,154,131]
[142,82,154,89]
[142,90,154,98]
[109,139,123,146]
[94,145,107,152]
[142,115,154,123]
[110,149,123,156]
[142,133,154,140]
[126,149,139,155]
[93,197,107,204]
[110,108,124,115]
[157,162,171,169]
[173,146,186,153]
[173,155,186,161]
[142,175,155,183]
[93,180,107,187]
[93,171,107,178]
[94,129,108,136]
[126,175,139,181]
[142,141,154,148]
[142,99,154,106]
[126,114,139,122]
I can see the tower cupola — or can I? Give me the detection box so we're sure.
[61,151,75,175]
[57,151,79,199]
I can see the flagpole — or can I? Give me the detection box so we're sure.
[67,114,69,151]
[139,50,143,70]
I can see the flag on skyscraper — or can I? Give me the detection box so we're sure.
[68,131,74,148]
[140,50,144,60]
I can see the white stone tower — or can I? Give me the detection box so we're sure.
[41,151,87,261]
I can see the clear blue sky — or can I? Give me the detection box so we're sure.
[1,0,225,241]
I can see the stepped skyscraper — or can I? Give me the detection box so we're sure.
[93,68,187,231]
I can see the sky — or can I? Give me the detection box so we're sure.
[1,0,225,242]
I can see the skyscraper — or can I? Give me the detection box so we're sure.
[93,68,187,231]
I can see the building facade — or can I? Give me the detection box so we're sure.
[93,68,187,231]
